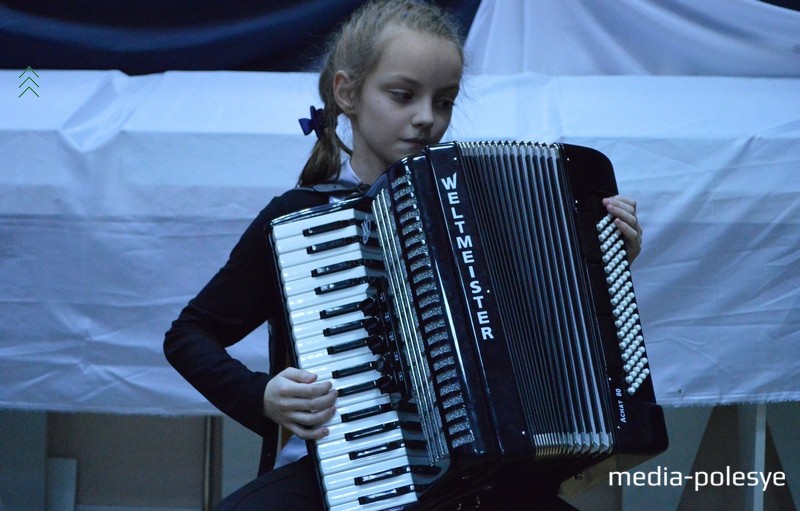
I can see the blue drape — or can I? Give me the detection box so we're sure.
[0,0,480,74]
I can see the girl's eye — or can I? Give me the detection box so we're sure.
[437,98,456,111]
[389,90,413,101]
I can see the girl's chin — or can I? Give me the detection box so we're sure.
[398,142,427,157]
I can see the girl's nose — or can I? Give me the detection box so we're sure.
[412,101,435,128]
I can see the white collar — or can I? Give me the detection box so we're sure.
[339,158,364,187]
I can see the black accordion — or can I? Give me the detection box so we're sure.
[269,141,668,511]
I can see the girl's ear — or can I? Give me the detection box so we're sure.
[333,71,356,115]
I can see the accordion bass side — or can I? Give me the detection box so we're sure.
[269,141,668,511]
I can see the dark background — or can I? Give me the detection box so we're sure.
[0,0,480,75]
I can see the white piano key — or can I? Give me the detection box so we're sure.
[326,419,423,449]
[319,411,398,447]
[289,294,366,327]
[281,264,379,297]
[319,442,410,476]
[329,487,418,511]
[290,305,333,328]
[279,246,365,282]
[272,208,368,244]
[291,310,368,341]
[324,396,393,429]
[314,379,385,415]
[317,425,405,460]
[277,225,377,261]
[286,283,376,314]
[277,240,381,269]
[302,352,378,381]
[275,225,361,255]
[286,283,372,315]
[326,472,415,509]
[327,371,387,409]
[298,344,374,369]
[321,453,430,491]
[295,329,371,355]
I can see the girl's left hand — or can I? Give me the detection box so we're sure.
[602,195,643,264]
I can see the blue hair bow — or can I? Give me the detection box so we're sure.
[298,106,326,139]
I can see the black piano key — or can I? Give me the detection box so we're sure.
[315,276,375,295]
[312,259,362,278]
[341,402,393,423]
[357,484,416,505]
[336,376,383,397]
[332,361,377,379]
[323,319,366,337]
[353,463,440,487]
[354,465,410,486]
[348,439,405,460]
[312,258,373,278]
[306,235,360,254]
[302,218,358,236]
[344,420,400,442]
[336,374,396,397]
[326,337,369,355]
[319,300,362,319]
[306,235,379,254]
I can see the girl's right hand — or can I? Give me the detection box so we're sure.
[262,367,338,440]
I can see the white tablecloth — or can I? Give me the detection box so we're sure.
[1,70,798,413]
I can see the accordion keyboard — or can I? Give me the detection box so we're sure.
[272,206,430,511]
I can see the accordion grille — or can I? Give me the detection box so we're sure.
[458,141,613,458]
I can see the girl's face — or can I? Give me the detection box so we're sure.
[336,29,463,183]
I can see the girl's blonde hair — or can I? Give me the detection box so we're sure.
[298,0,465,186]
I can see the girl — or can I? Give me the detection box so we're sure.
[164,1,643,509]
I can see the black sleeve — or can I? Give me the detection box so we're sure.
[163,190,327,436]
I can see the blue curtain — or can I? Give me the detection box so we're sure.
[0,0,480,74]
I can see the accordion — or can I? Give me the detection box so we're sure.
[269,141,668,511]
